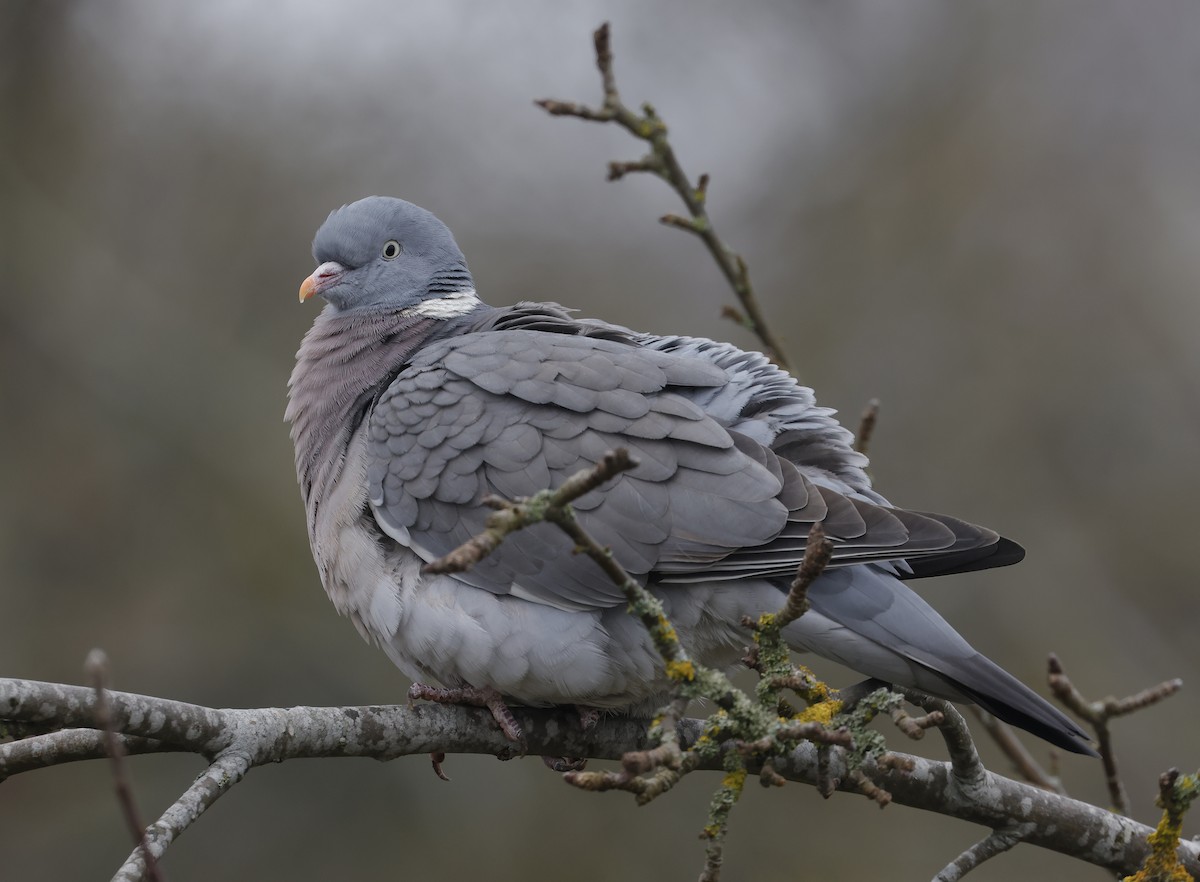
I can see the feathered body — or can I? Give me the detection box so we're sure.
[287,196,1094,755]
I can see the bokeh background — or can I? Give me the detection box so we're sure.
[3,2,1199,879]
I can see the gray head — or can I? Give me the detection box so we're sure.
[299,196,475,312]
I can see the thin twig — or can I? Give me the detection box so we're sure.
[932,823,1037,881]
[777,524,832,628]
[891,707,944,741]
[86,650,162,882]
[423,448,638,576]
[1048,653,1183,815]
[854,398,881,455]
[536,22,792,371]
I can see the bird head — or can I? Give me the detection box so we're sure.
[299,196,476,313]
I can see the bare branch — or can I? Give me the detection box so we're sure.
[932,823,1037,882]
[0,729,181,778]
[778,523,832,629]
[0,676,229,754]
[113,751,252,882]
[535,22,792,371]
[1048,653,1183,815]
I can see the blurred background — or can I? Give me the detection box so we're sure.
[3,1,1198,879]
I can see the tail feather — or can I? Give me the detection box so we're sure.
[924,654,1097,756]
[901,536,1027,580]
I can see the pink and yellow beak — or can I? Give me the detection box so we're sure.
[298,261,347,303]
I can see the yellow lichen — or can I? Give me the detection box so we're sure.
[1123,810,1192,882]
[666,659,696,682]
[721,768,747,793]
[655,615,679,643]
[797,699,844,726]
[796,665,834,700]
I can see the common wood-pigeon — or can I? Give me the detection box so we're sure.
[286,196,1095,756]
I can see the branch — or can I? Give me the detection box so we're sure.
[3,677,1195,879]
[536,23,792,371]
[113,751,252,882]
[0,729,183,778]
[967,707,1064,794]
[1048,653,1183,815]
[932,823,1037,882]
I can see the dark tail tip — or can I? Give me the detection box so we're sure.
[957,682,1099,757]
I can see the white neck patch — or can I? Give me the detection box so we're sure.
[403,289,481,319]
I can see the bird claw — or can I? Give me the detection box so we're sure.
[539,704,600,772]
[542,755,588,772]
[407,689,603,773]
[408,682,527,750]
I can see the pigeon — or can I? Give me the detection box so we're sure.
[286,195,1096,757]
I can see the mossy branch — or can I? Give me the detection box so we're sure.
[1124,768,1200,882]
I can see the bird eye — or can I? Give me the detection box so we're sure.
[381,240,401,260]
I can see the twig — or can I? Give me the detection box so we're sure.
[778,523,832,628]
[423,448,638,576]
[700,765,745,882]
[854,398,881,455]
[891,706,944,741]
[967,707,1064,794]
[932,823,1037,881]
[112,751,252,882]
[896,689,985,788]
[536,23,792,371]
[86,650,162,882]
[1048,653,1183,815]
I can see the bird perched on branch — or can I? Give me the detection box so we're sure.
[286,196,1095,757]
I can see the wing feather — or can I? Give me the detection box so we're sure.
[367,328,1012,610]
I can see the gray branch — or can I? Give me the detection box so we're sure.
[1,677,1195,880]
[932,823,1037,881]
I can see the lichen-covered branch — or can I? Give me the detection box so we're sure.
[1124,768,1200,882]
[4,676,1197,879]
[535,23,792,371]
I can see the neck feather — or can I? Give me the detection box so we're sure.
[286,308,437,531]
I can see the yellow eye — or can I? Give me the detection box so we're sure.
[382,240,401,260]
